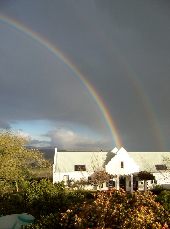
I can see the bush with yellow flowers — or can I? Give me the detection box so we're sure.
[59,189,169,229]
[26,188,169,229]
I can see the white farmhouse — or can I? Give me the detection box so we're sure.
[53,147,170,191]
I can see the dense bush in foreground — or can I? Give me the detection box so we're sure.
[25,187,169,229]
[0,179,169,228]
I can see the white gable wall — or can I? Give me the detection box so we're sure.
[105,147,139,175]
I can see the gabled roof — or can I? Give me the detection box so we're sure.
[54,150,108,173]
[53,147,170,174]
[128,151,170,172]
[105,147,140,175]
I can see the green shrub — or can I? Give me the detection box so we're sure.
[1,180,169,228]
[151,185,164,195]
[22,179,66,218]
[156,190,170,212]
[25,213,61,229]
[26,189,169,228]
[0,192,25,215]
[59,190,169,228]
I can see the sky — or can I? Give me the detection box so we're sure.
[0,0,170,151]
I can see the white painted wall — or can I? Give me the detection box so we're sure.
[153,172,170,186]
[53,171,90,183]
[138,180,155,191]
[105,147,139,175]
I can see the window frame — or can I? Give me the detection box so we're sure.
[74,164,86,171]
[121,161,124,168]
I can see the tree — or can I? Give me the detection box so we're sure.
[162,155,170,175]
[0,131,50,192]
[68,178,89,190]
[89,169,110,190]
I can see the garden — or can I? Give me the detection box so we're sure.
[0,179,169,229]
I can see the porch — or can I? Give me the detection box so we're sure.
[106,174,138,193]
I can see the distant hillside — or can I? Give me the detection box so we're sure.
[38,147,55,162]
[27,147,111,163]
[27,147,55,162]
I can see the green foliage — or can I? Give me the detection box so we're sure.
[151,185,164,195]
[66,190,165,228]
[24,189,170,229]
[0,192,25,216]
[22,179,89,218]
[89,170,110,189]
[0,131,50,192]
[59,190,169,228]
[24,189,97,229]
[25,213,61,229]
[68,178,89,190]
[66,189,94,207]
[156,190,170,212]
[0,180,14,194]
[138,171,155,181]
[22,179,66,218]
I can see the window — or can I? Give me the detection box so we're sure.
[108,180,115,187]
[155,164,167,170]
[121,161,124,168]
[88,176,91,182]
[106,180,115,188]
[74,165,86,171]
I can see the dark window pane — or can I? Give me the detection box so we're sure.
[155,164,167,170]
[74,165,86,171]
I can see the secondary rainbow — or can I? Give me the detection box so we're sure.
[97,32,165,151]
[0,14,123,148]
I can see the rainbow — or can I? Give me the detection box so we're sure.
[0,14,123,148]
[126,68,165,151]
[118,55,165,151]
[95,31,165,151]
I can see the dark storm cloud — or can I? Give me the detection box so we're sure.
[0,120,11,130]
[0,0,170,150]
[0,22,109,135]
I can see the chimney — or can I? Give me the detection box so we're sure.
[54,147,58,165]
[53,147,58,175]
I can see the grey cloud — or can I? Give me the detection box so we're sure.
[0,26,109,133]
[0,120,11,130]
[46,128,110,151]
[28,139,50,148]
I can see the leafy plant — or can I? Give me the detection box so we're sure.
[0,131,50,192]
[22,179,66,218]
[156,190,170,212]
[25,189,170,228]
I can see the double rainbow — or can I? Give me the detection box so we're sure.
[0,14,123,148]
